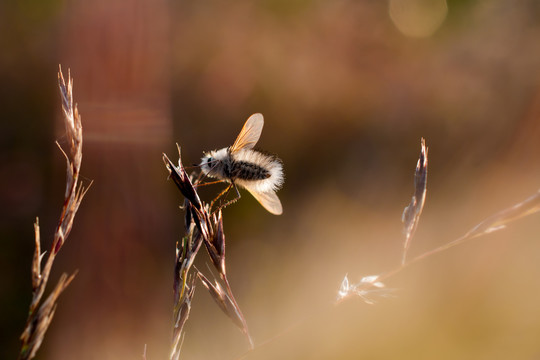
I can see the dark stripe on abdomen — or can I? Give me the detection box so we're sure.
[230,161,270,180]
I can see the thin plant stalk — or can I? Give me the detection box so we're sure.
[401,138,428,265]
[340,139,540,300]
[164,147,254,359]
[19,66,91,360]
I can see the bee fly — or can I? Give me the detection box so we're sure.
[200,113,284,215]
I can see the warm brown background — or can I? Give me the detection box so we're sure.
[2,0,540,359]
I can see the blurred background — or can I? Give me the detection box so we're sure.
[2,0,540,359]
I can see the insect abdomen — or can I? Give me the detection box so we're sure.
[229,161,270,181]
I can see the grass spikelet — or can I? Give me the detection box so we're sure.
[338,137,540,305]
[18,65,90,360]
[164,146,254,359]
[401,138,428,265]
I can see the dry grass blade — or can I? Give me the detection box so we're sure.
[164,148,255,357]
[164,149,206,360]
[31,219,42,291]
[203,210,226,277]
[171,271,196,360]
[199,210,253,348]
[401,138,428,265]
[411,189,540,261]
[197,271,252,342]
[18,65,90,360]
[163,146,202,211]
[170,203,204,360]
[142,344,148,360]
[338,135,540,299]
[463,189,540,239]
[340,139,540,304]
[163,148,213,242]
[20,273,76,359]
[197,272,240,326]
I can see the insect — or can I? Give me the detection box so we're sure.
[200,113,284,215]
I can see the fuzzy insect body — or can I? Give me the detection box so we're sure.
[200,114,284,215]
[229,160,270,181]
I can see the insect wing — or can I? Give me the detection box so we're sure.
[230,113,264,153]
[246,188,283,215]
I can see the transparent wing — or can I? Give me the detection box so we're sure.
[230,113,264,153]
[245,188,283,215]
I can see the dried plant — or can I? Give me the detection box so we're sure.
[18,66,91,360]
[338,138,540,302]
[164,146,254,360]
[401,138,428,265]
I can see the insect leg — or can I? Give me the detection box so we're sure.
[232,182,241,202]
[212,182,242,214]
[194,169,213,186]
[196,179,227,187]
[210,183,234,211]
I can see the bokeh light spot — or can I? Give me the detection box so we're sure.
[389,0,448,38]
